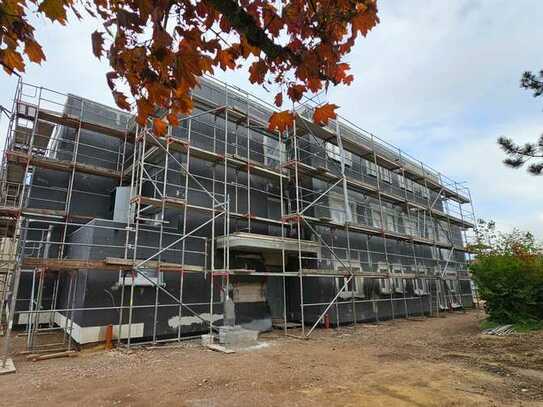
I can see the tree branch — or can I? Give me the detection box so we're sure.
[204,0,298,63]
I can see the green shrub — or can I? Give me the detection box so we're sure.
[470,254,543,324]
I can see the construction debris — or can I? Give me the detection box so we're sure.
[218,326,259,349]
[482,324,515,336]
[31,350,78,362]
[0,358,16,375]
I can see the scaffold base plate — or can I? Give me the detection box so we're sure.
[0,358,16,375]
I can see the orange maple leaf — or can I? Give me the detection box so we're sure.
[153,118,168,136]
[1,49,25,74]
[287,84,305,102]
[313,104,338,126]
[167,113,179,127]
[268,110,294,133]
[248,60,267,84]
[24,40,46,64]
[216,49,236,70]
[136,98,155,126]
[112,91,130,111]
[352,2,380,37]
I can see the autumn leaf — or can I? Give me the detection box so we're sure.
[91,31,105,59]
[167,113,179,127]
[24,40,46,64]
[153,118,168,136]
[113,91,130,110]
[248,60,267,84]
[287,84,305,103]
[0,49,25,74]
[313,104,338,126]
[274,92,283,107]
[106,71,118,90]
[268,110,294,133]
[216,49,235,70]
[136,98,154,126]
[38,0,69,24]
[1,0,380,133]
[352,2,380,37]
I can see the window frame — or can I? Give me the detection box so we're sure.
[325,142,353,167]
[380,167,392,184]
[366,160,378,177]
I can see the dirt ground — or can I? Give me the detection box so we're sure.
[1,310,543,406]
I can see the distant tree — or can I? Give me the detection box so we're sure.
[498,70,543,175]
[0,0,380,134]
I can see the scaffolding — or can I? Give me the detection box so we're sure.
[0,75,476,367]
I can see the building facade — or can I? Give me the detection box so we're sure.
[0,76,476,350]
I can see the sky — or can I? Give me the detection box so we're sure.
[1,0,542,238]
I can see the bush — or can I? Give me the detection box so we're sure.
[468,220,543,325]
[470,254,543,323]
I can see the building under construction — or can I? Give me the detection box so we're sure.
[0,76,476,358]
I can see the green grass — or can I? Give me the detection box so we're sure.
[480,318,543,333]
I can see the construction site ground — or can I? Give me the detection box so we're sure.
[1,310,543,406]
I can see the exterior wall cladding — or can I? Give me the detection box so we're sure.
[8,77,476,344]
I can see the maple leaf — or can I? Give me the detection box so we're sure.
[268,110,294,133]
[167,113,179,127]
[287,84,305,103]
[91,31,105,59]
[112,91,131,110]
[352,2,380,37]
[313,104,338,126]
[1,49,25,74]
[1,0,380,133]
[106,71,118,90]
[248,60,267,84]
[216,49,235,71]
[24,40,46,64]
[153,118,168,136]
[136,98,154,126]
[38,0,69,24]
[274,92,283,107]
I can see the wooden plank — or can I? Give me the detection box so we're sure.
[6,150,121,179]
[21,257,205,272]
[104,257,204,273]
[36,110,130,141]
[31,350,78,362]
[207,344,235,354]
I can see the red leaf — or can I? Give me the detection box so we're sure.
[274,92,283,107]
[352,3,380,37]
[216,49,235,70]
[268,110,294,133]
[248,60,267,84]
[287,84,305,103]
[167,113,179,127]
[153,118,168,136]
[313,104,338,126]
[24,40,46,64]
[91,31,105,59]
[113,91,130,111]
[38,0,68,24]
[106,71,118,90]
[136,98,154,126]
[0,49,25,74]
